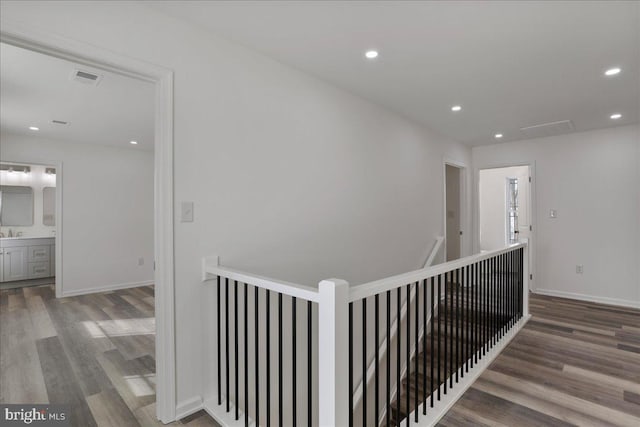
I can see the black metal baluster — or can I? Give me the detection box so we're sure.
[437,275,441,401]
[443,273,447,395]
[422,279,427,415]
[255,287,260,425]
[362,297,367,427]
[483,259,488,354]
[266,291,271,427]
[465,265,470,373]
[349,302,353,427]
[396,287,401,426]
[415,283,419,422]
[235,281,239,420]
[460,267,464,379]
[493,256,498,346]
[244,284,248,427]
[386,291,391,427]
[375,294,380,427]
[406,284,410,426]
[226,278,230,412]
[292,297,297,427]
[452,270,457,386]
[475,262,479,363]
[217,276,221,406]
[430,277,435,408]
[278,293,283,427]
[307,301,312,427]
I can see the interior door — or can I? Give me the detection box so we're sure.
[445,164,462,260]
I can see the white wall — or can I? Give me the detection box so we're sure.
[479,165,529,251]
[473,125,640,308]
[0,164,57,238]
[0,133,155,295]
[0,1,472,413]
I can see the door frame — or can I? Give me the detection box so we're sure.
[474,161,537,291]
[443,158,468,261]
[0,21,177,422]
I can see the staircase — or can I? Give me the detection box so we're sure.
[388,281,512,425]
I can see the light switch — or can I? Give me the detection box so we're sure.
[181,201,194,223]
[549,209,557,219]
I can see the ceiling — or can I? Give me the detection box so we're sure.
[152,0,639,146]
[0,43,154,150]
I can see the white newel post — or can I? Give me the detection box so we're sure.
[318,279,350,427]
[522,242,530,317]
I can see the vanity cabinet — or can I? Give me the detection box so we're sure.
[0,238,55,282]
[2,246,28,281]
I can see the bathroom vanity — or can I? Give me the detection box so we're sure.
[0,237,55,282]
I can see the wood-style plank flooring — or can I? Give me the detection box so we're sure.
[0,284,219,427]
[438,293,640,426]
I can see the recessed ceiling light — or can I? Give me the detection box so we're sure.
[451,105,462,112]
[495,133,503,139]
[130,140,138,145]
[604,67,621,76]
[610,113,622,120]
[29,126,39,131]
[365,50,378,59]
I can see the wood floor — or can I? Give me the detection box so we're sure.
[438,293,640,427]
[0,284,219,427]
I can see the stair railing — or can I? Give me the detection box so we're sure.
[202,241,529,426]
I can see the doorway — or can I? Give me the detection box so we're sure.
[478,166,531,252]
[444,163,464,261]
[0,25,176,422]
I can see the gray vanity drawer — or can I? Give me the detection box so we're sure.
[28,245,50,262]
[28,261,51,279]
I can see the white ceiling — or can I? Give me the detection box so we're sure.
[152,0,639,146]
[0,43,154,150]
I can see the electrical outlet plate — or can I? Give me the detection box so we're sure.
[576,265,583,274]
[549,209,558,219]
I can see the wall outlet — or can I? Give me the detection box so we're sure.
[576,265,583,274]
[138,257,145,266]
[549,209,558,219]
[181,201,194,223]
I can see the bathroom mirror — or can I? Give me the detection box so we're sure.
[43,187,56,226]
[0,185,34,226]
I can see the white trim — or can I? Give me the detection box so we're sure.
[411,315,531,426]
[533,289,640,310]
[0,19,177,423]
[443,159,467,262]
[176,396,204,421]
[203,256,320,302]
[203,397,254,427]
[349,243,526,302]
[60,280,154,298]
[422,236,445,268]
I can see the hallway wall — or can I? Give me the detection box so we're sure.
[0,1,472,413]
[473,125,640,308]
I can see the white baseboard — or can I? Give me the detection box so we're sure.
[533,288,640,309]
[203,397,254,427]
[60,280,154,297]
[176,396,204,421]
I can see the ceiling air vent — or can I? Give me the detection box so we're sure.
[520,120,574,139]
[51,120,68,125]
[70,69,102,86]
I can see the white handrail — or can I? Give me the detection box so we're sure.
[422,236,445,268]
[349,242,526,302]
[201,255,320,302]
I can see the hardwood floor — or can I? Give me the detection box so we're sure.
[0,284,219,427]
[438,293,640,427]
